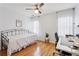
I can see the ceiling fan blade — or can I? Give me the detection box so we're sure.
[39,3,44,7]
[34,4,39,9]
[25,8,33,10]
[38,10,42,14]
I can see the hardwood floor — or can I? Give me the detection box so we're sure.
[0,41,55,56]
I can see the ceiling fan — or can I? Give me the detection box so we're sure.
[25,3,44,14]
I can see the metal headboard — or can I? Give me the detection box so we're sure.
[1,29,32,36]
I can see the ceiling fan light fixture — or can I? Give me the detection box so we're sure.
[35,9,39,14]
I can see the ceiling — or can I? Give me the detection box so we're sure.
[0,3,78,18]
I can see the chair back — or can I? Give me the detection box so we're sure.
[55,32,59,47]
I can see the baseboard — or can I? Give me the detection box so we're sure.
[38,39,55,44]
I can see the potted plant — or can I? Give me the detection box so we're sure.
[45,33,49,42]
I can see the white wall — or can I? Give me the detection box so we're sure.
[0,6,31,50]
[32,12,57,43]
[0,7,31,30]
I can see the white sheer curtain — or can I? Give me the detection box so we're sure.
[57,9,74,37]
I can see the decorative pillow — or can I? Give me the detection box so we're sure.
[60,37,73,47]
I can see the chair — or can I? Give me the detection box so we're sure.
[55,32,59,48]
[53,32,60,55]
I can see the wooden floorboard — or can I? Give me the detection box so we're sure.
[0,41,55,56]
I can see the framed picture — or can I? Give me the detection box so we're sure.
[16,20,22,27]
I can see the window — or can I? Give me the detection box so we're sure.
[57,9,74,37]
[33,21,39,35]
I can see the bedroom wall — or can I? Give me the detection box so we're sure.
[32,12,57,43]
[0,6,31,50]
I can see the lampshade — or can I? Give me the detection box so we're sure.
[35,9,39,13]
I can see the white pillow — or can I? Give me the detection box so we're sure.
[60,37,73,47]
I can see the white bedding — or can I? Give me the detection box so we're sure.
[56,37,79,55]
[7,33,37,56]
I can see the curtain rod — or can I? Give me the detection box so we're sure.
[56,7,75,13]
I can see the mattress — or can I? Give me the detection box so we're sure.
[6,33,37,56]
